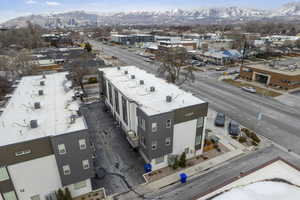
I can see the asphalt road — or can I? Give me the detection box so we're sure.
[81,102,145,195]
[91,41,300,155]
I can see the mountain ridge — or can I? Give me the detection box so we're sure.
[2,3,300,27]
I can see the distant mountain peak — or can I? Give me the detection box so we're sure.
[2,3,300,27]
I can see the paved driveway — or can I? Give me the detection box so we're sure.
[81,101,145,195]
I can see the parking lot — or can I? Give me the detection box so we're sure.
[80,101,145,195]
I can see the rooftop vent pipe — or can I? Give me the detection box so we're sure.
[166,95,172,103]
[150,86,155,92]
[38,90,44,96]
[140,80,144,85]
[40,81,45,86]
[30,120,38,128]
[34,102,41,109]
[131,75,135,79]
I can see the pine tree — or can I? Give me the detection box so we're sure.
[179,152,187,168]
[64,188,72,200]
[56,188,64,200]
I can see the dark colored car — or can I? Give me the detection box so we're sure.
[215,112,225,127]
[228,120,240,136]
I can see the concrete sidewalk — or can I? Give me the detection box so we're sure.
[146,149,244,190]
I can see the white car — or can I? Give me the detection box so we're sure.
[241,86,256,93]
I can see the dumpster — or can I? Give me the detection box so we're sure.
[180,173,187,183]
[144,164,152,173]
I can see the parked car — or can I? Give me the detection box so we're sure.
[215,112,225,127]
[228,120,240,136]
[241,86,256,93]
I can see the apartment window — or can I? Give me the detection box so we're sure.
[15,149,31,157]
[114,89,119,114]
[3,191,17,200]
[195,135,202,146]
[184,147,189,154]
[152,123,157,132]
[79,139,87,150]
[165,137,171,146]
[166,119,172,128]
[58,144,66,155]
[155,156,164,164]
[197,117,204,128]
[141,119,146,131]
[0,167,9,182]
[82,160,90,170]
[108,83,113,106]
[63,165,71,175]
[152,141,157,150]
[31,195,41,200]
[74,180,87,190]
[122,96,128,125]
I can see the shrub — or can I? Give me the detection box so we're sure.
[179,152,187,168]
[238,136,247,143]
[251,133,261,143]
[172,156,179,170]
[252,141,258,146]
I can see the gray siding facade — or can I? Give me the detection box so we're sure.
[137,108,174,160]
[51,130,94,186]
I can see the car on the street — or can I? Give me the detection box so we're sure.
[228,120,240,136]
[144,58,152,62]
[241,86,256,93]
[215,112,225,127]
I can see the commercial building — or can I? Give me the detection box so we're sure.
[110,34,154,45]
[240,60,300,90]
[0,72,94,200]
[99,66,208,170]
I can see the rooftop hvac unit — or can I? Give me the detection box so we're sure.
[150,86,155,92]
[40,81,45,86]
[38,90,44,96]
[34,102,41,109]
[166,95,172,103]
[131,75,135,79]
[140,80,144,85]
[30,120,38,128]
[124,70,128,74]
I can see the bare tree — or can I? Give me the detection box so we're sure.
[68,53,102,94]
[157,47,195,85]
[0,76,11,98]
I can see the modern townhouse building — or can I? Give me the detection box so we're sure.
[0,72,94,200]
[99,66,208,170]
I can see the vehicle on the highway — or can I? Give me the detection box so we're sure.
[215,112,225,127]
[228,120,240,136]
[241,86,256,93]
[216,67,227,71]
[144,58,152,62]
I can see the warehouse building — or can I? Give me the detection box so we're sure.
[99,66,208,170]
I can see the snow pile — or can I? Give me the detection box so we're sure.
[213,181,300,200]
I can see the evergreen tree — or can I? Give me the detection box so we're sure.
[64,188,72,200]
[56,188,64,200]
[179,152,187,168]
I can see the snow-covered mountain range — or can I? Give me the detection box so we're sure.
[2,2,300,27]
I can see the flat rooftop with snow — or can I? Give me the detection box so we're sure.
[0,72,86,147]
[99,66,206,116]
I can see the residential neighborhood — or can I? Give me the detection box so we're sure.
[1,1,300,200]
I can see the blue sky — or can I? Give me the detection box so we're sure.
[0,0,295,22]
